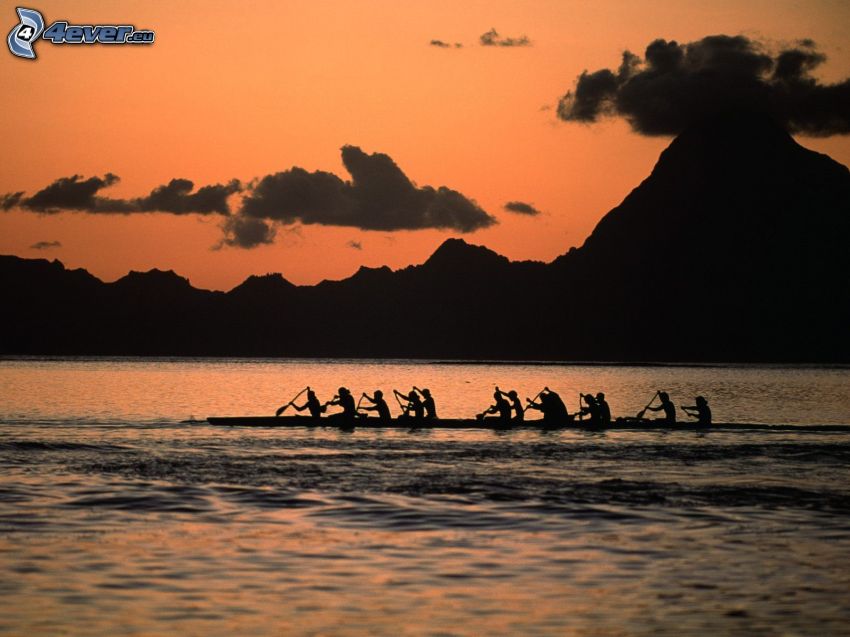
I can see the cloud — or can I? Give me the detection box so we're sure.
[30,240,62,250]
[218,216,276,249]
[347,240,363,250]
[480,28,531,47]
[240,145,495,232]
[3,174,241,214]
[1,192,23,210]
[137,178,241,214]
[430,39,461,48]
[504,201,541,215]
[22,173,125,212]
[557,35,850,136]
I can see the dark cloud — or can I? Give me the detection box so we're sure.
[557,35,850,136]
[504,201,541,216]
[30,240,62,250]
[218,216,276,249]
[347,240,363,250]
[3,174,241,214]
[138,179,241,214]
[240,145,495,232]
[22,173,123,212]
[430,39,461,48]
[480,28,531,47]
[1,192,24,210]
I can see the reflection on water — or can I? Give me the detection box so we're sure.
[1,357,849,424]
[0,359,849,635]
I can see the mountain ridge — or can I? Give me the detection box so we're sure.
[2,115,848,362]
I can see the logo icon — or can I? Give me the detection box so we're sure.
[7,7,155,59]
[7,7,45,59]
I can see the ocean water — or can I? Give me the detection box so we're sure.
[1,358,849,636]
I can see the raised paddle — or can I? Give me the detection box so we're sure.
[392,389,408,416]
[275,386,308,417]
[636,391,660,420]
[524,388,545,413]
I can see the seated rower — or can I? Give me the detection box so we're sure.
[327,387,357,424]
[579,392,602,426]
[526,387,570,425]
[414,387,438,419]
[360,390,391,421]
[496,387,524,421]
[290,388,326,418]
[479,390,512,424]
[394,388,424,420]
[642,391,676,424]
[682,396,711,426]
[595,392,611,425]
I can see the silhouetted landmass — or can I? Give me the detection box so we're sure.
[2,114,848,362]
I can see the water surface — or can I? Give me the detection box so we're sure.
[1,358,848,636]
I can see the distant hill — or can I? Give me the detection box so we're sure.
[1,114,848,362]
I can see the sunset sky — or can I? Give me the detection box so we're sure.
[2,0,849,290]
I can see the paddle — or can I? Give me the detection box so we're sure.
[524,388,545,413]
[636,391,660,420]
[275,386,308,417]
[392,389,408,416]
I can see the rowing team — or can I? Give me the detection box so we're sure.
[276,386,712,426]
[276,386,436,420]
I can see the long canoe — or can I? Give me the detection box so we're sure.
[204,416,849,432]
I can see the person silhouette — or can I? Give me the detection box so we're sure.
[290,389,326,418]
[496,387,524,421]
[579,393,601,426]
[327,387,357,424]
[595,392,611,425]
[526,388,570,425]
[360,390,391,421]
[394,388,424,419]
[480,390,512,424]
[682,396,711,425]
[415,387,438,419]
[644,391,676,424]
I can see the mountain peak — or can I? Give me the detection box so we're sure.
[574,111,850,265]
[111,268,194,293]
[424,238,509,270]
[228,272,295,297]
[655,112,799,171]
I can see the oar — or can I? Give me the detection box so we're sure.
[524,388,545,413]
[393,389,407,416]
[577,393,583,422]
[275,386,308,416]
[636,391,660,420]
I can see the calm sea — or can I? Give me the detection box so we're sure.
[1,358,849,636]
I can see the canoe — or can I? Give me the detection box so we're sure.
[204,416,849,432]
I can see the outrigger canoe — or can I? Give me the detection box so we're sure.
[205,416,848,432]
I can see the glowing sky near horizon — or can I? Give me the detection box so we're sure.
[1,0,849,290]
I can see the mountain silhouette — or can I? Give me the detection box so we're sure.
[1,114,847,361]
[546,113,850,361]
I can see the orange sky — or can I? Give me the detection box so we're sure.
[2,0,849,290]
